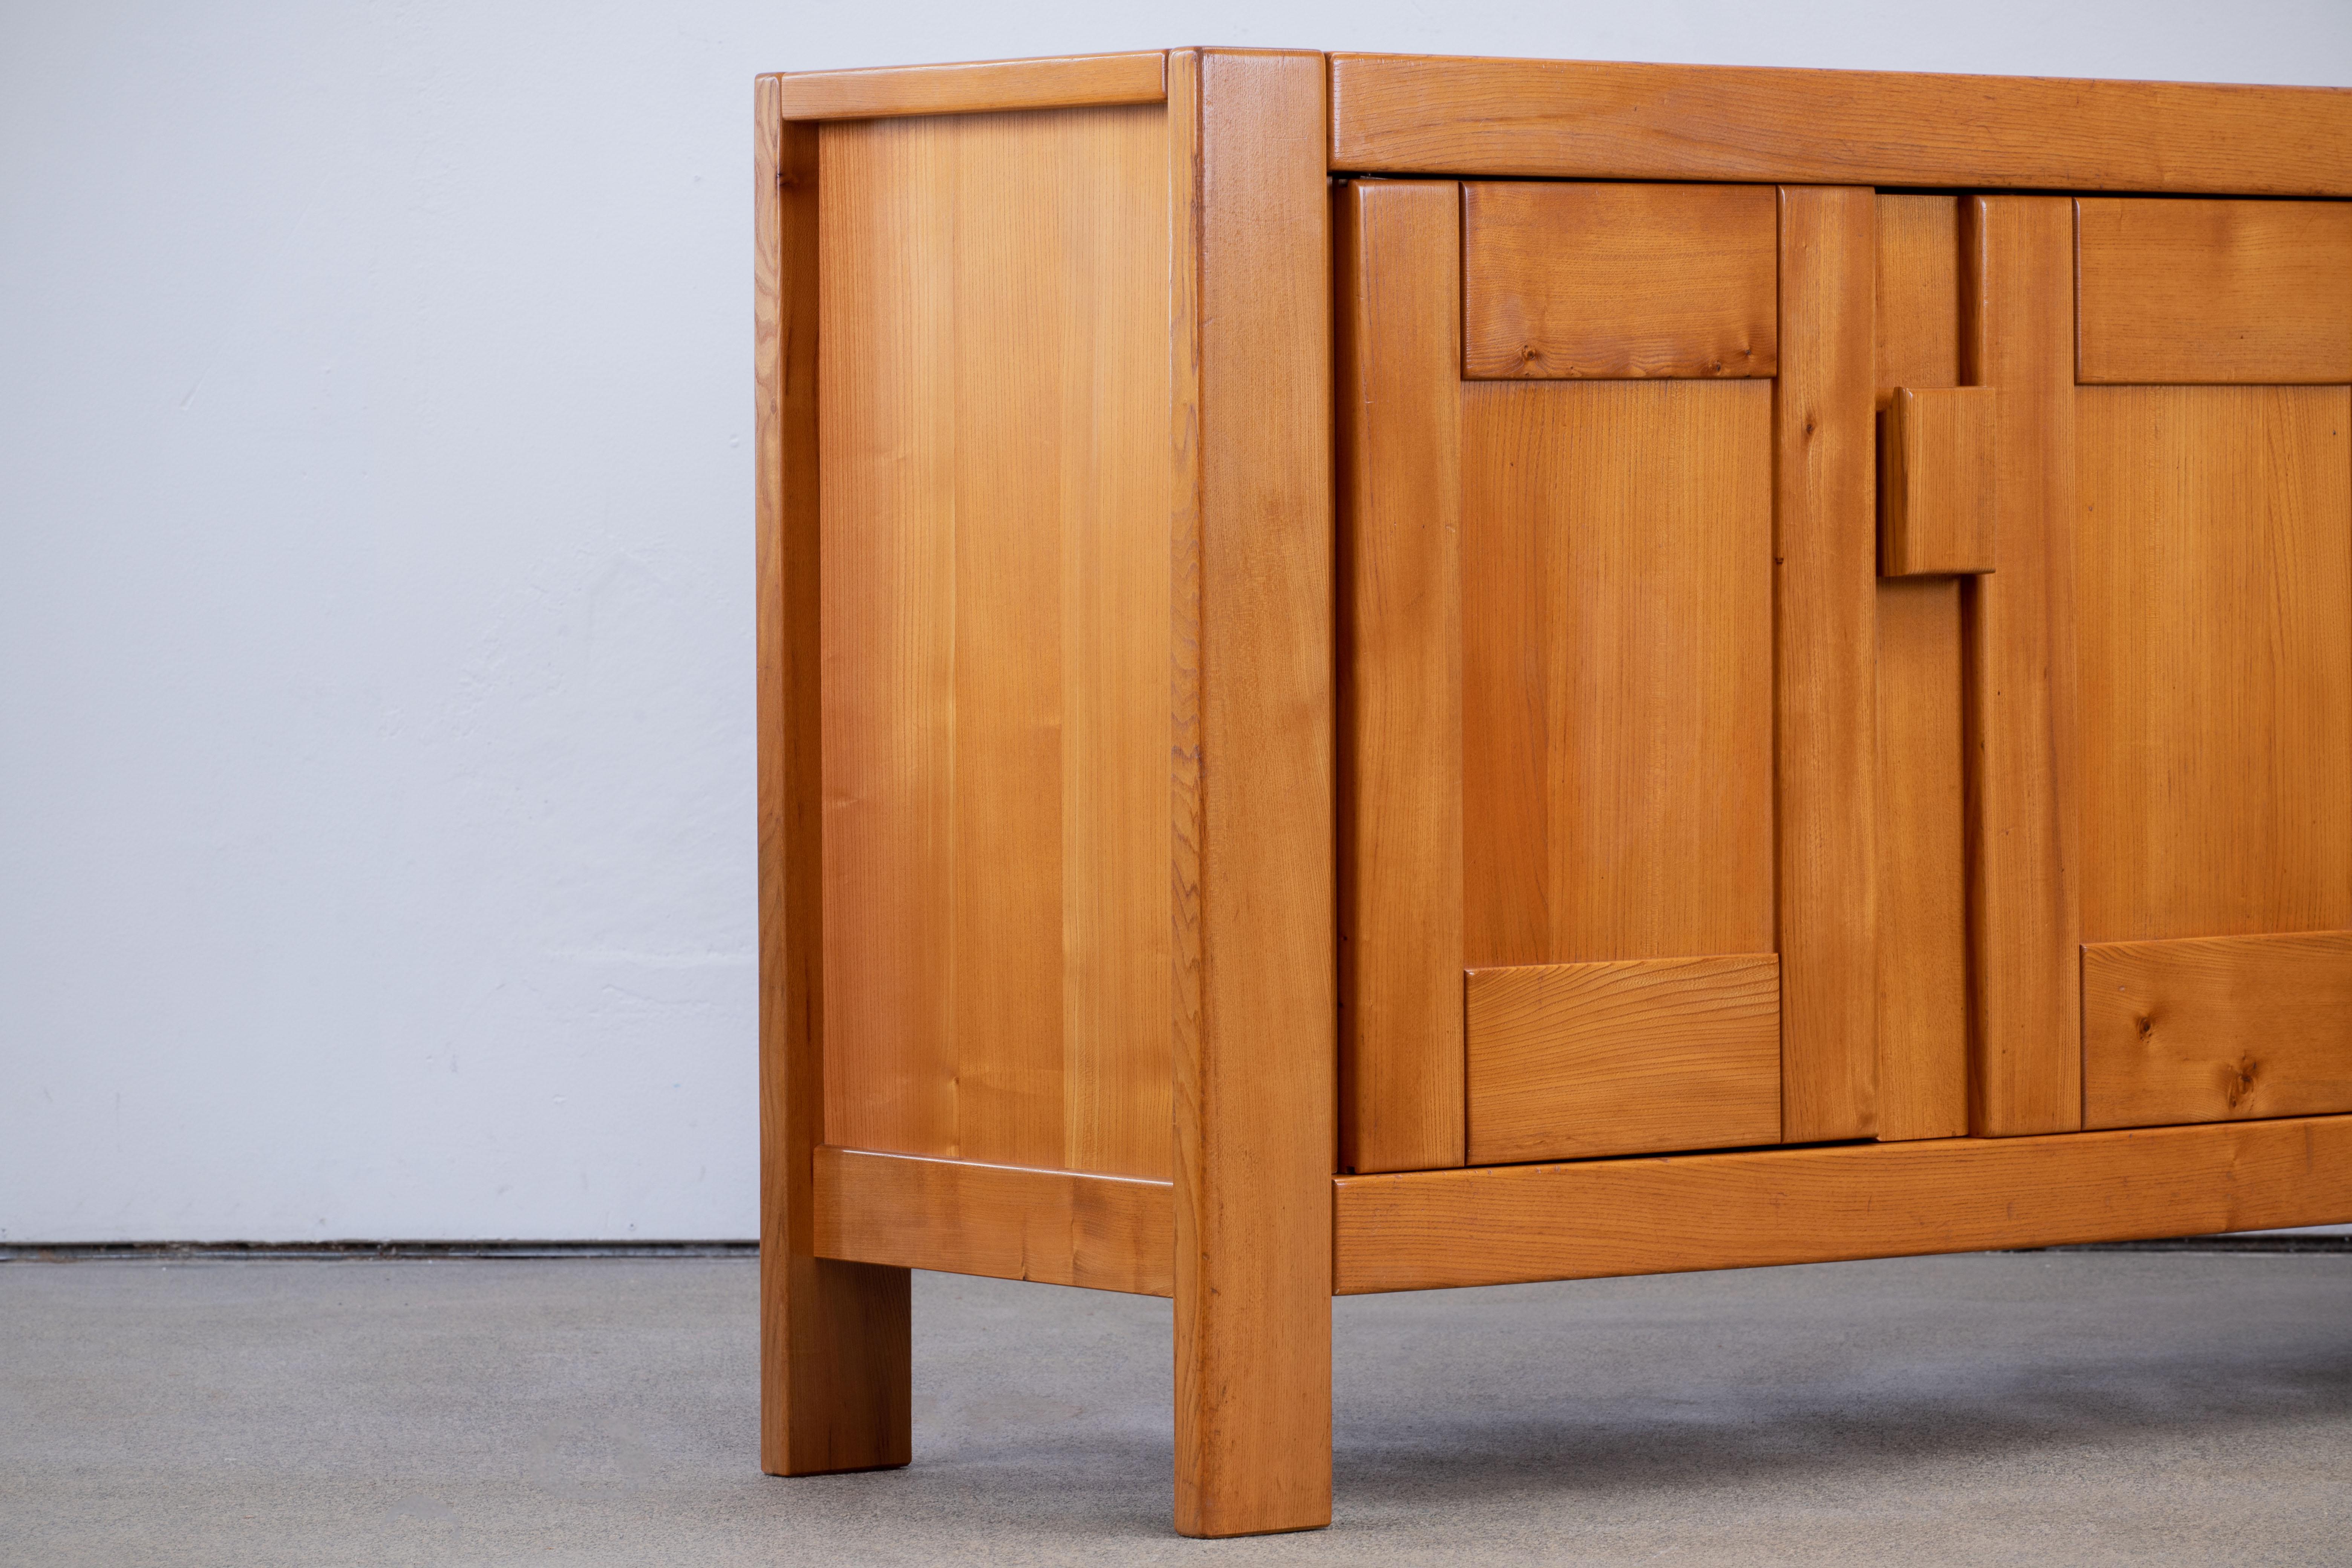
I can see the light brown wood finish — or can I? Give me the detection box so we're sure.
[817,105,1174,1181]
[1461,380,1776,969]
[778,51,1166,121]
[2076,199,2352,385]
[1465,956,1781,1164]
[1775,186,1879,1143]
[1880,388,1997,577]
[1335,180,1464,1175]
[1328,54,2352,195]
[1334,1114,2352,1294]
[1168,48,1335,1540]
[1874,581,1970,1141]
[1963,196,2082,1136]
[755,78,911,1478]
[1871,194,1969,1142]
[2076,386,2352,945]
[1461,182,1777,379]
[1875,195,1960,403]
[2084,932,2352,1129]
[813,1147,1173,1295]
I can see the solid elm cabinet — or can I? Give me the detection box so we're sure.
[753,49,2352,1536]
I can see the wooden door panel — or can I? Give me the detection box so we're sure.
[1459,380,1776,969]
[2077,385,2352,945]
[1347,179,1886,1172]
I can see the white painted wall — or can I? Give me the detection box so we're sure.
[4,2,2348,1242]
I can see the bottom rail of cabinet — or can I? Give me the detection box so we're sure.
[807,1114,2352,1297]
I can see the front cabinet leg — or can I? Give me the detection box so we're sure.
[1174,1182,1334,1534]
[1167,45,1338,1540]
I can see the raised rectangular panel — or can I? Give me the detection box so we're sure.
[1461,182,1778,378]
[2084,931,2352,1129]
[1465,956,1781,1164]
[2076,198,2352,384]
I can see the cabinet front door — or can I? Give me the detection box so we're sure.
[1338,179,1879,1171]
[2062,199,2352,1132]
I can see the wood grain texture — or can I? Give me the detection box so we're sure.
[1335,181,1464,1176]
[1775,187,1879,1143]
[1962,196,2082,1137]
[2076,387,2352,944]
[817,104,1174,1181]
[1460,380,1775,970]
[1328,54,2352,196]
[1465,956,1782,1164]
[1168,49,1335,1540]
[778,51,1166,121]
[1880,387,1997,577]
[755,79,911,1478]
[1461,182,1776,379]
[1334,1114,2352,1293]
[1875,195,1960,409]
[2077,199,2352,385]
[1871,192,1969,1142]
[813,1147,1173,1295]
[1874,579,1971,1141]
[2084,932,2352,1129]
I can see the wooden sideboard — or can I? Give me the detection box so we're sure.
[753,48,2352,1536]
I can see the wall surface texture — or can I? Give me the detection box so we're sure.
[4,1,2349,1240]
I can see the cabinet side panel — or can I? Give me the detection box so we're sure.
[818,105,1174,1180]
[1873,194,1969,1141]
[1335,180,1464,1175]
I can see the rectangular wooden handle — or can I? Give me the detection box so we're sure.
[1879,386,1997,576]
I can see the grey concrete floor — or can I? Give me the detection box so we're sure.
[1,1253,2346,1566]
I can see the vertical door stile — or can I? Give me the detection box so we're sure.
[1871,195,1973,1142]
[1961,196,2084,1136]
[1335,180,1465,1175]
[1775,186,1881,1142]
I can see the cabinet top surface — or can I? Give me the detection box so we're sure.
[769,48,2352,196]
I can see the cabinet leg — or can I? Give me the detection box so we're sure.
[1173,1234,1333,1535]
[760,1252,910,1475]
